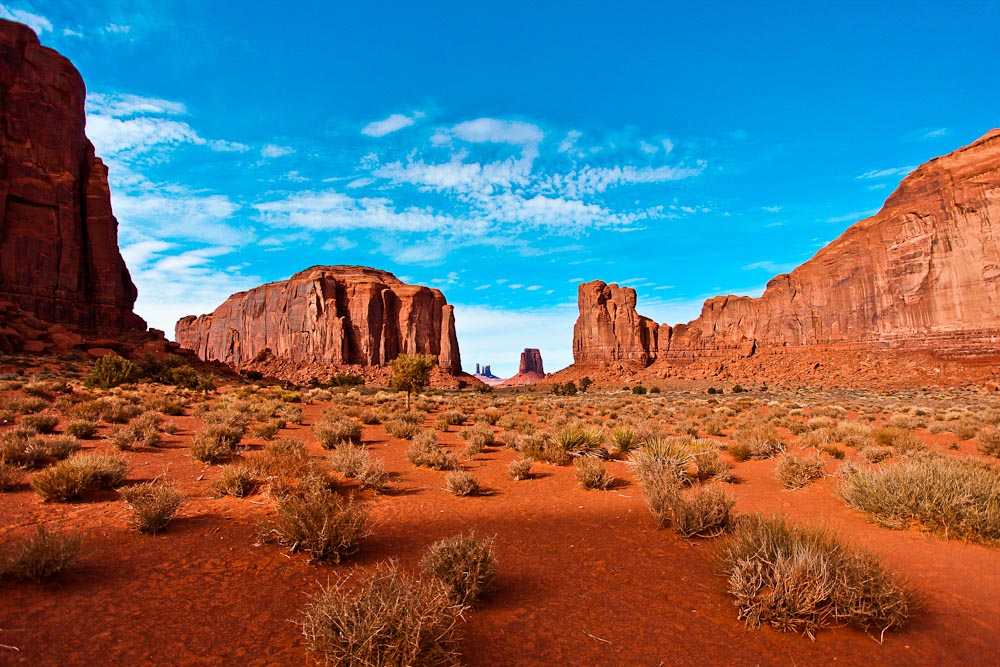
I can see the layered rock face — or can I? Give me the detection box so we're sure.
[500,348,546,386]
[573,130,1000,369]
[0,20,144,331]
[175,266,462,374]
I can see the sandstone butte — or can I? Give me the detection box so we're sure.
[0,19,145,334]
[571,129,1000,383]
[500,348,546,387]
[175,266,462,375]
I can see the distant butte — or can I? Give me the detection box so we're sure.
[500,348,546,386]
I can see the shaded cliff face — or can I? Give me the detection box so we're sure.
[0,20,144,331]
[175,266,462,374]
[573,130,1000,367]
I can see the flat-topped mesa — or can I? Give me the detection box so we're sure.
[175,266,462,374]
[572,130,1000,368]
[0,20,144,331]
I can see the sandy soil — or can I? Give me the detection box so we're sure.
[2,393,999,667]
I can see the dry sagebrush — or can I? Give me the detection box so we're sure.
[301,560,461,667]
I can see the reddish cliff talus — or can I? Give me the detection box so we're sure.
[573,130,1000,372]
[0,20,144,331]
[175,266,462,374]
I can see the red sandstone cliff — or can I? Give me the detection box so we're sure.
[573,130,1000,370]
[0,20,144,331]
[175,266,462,374]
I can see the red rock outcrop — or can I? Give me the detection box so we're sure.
[500,348,547,386]
[175,266,462,374]
[572,130,1000,378]
[0,20,144,332]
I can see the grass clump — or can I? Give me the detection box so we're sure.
[64,419,99,439]
[0,526,81,582]
[507,458,533,480]
[191,424,243,464]
[574,457,611,490]
[384,418,419,440]
[461,423,495,456]
[642,477,735,538]
[328,442,371,478]
[300,560,460,667]
[21,414,59,434]
[31,460,94,502]
[0,461,20,490]
[212,465,257,498]
[976,427,1000,457]
[120,481,184,534]
[718,515,912,639]
[0,428,47,468]
[314,415,363,448]
[421,533,498,607]
[609,425,641,457]
[774,453,824,489]
[730,421,784,461]
[407,431,458,470]
[444,470,479,497]
[837,456,1000,542]
[270,487,369,563]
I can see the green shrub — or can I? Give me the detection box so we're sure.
[301,561,459,667]
[420,533,498,607]
[85,355,138,389]
[609,425,640,457]
[719,515,912,638]
[0,526,81,582]
[120,481,184,534]
[31,460,93,502]
[837,456,1000,542]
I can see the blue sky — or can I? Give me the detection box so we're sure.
[5,1,998,376]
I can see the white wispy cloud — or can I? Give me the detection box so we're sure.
[855,165,915,180]
[741,260,798,274]
[448,118,544,146]
[762,205,782,213]
[123,241,260,334]
[253,190,461,233]
[824,209,879,224]
[261,144,295,158]
[539,163,704,197]
[0,4,52,34]
[362,113,417,137]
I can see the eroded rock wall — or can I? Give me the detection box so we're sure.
[175,266,462,374]
[572,130,1000,368]
[0,20,144,331]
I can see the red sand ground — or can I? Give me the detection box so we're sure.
[2,399,999,667]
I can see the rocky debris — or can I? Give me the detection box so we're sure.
[176,265,462,375]
[0,20,145,332]
[500,348,547,386]
[570,130,1000,386]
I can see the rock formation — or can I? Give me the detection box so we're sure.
[0,20,144,331]
[175,266,462,374]
[500,348,547,386]
[572,130,1000,373]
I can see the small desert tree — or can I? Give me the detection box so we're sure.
[390,354,436,409]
